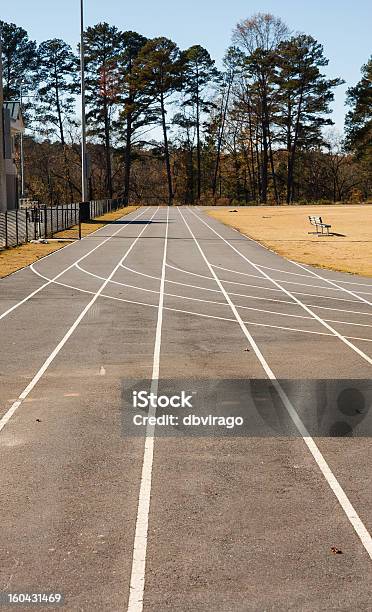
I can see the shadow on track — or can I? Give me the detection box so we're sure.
[86,219,168,225]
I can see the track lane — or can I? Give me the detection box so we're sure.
[139,207,372,611]
[1,205,372,611]
[0,207,149,321]
[0,207,169,611]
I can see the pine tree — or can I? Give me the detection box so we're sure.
[276,35,343,203]
[116,31,148,204]
[181,45,219,200]
[345,57,372,164]
[37,39,78,145]
[233,14,289,203]
[132,37,185,205]
[0,21,37,100]
[211,47,242,198]
[84,23,125,198]
[36,39,79,201]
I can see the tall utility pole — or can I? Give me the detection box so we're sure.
[20,84,25,197]
[0,27,7,211]
[80,0,88,202]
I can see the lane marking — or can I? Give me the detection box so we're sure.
[289,260,372,308]
[214,263,372,298]
[30,264,372,342]
[81,262,223,295]
[0,208,159,434]
[122,261,372,315]
[213,264,369,305]
[127,206,169,612]
[76,263,318,322]
[205,206,372,290]
[0,207,149,322]
[168,261,372,299]
[180,207,372,561]
[121,263,372,317]
[191,210,372,367]
[259,262,372,289]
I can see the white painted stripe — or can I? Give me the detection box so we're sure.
[191,210,372,367]
[30,258,372,344]
[0,208,158,434]
[122,260,372,312]
[289,260,372,308]
[181,207,372,560]
[213,264,369,304]
[216,263,372,297]
[259,261,372,289]
[258,264,372,295]
[83,261,224,295]
[76,263,317,321]
[124,263,372,317]
[0,207,148,322]
[207,210,372,290]
[127,206,170,612]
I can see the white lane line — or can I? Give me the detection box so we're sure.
[0,205,135,281]
[25,264,372,343]
[0,207,149,322]
[205,207,372,295]
[82,262,223,295]
[259,262,372,289]
[207,211,372,290]
[32,256,372,334]
[306,303,372,318]
[77,263,315,321]
[213,265,332,293]
[123,260,372,314]
[0,207,159,434]
[120,263,372,318]
[127,206,169,612]
[289,260,372,308]
[214,264,368,305]
[124,262,216,286]
[191,210,372,367]
[180,207,372,561]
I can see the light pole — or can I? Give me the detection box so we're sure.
[20,84,25,198]
[0,26,7,211]
[80,0,88,202]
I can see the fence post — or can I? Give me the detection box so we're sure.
[5,211,8,248]
[15,209,19,246]
[25,209,28,243]
[79,203,82,240]
[44,205,48,239]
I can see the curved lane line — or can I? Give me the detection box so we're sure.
[0,207,149,322]
[0,207,159,434]
[182,207,372,561]
[28,263,372,343]
[191,209,372,367]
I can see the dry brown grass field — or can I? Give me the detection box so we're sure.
[0,205,139,279]
[208,204,372,277]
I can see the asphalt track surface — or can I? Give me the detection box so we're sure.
[0,206,371,611]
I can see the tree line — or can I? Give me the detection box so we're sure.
[1,13,371,206]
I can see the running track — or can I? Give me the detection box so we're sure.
[0,206,371,611]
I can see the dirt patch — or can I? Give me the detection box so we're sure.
[208,205,372,278]
[0,205,139,279]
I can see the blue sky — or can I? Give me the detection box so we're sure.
[2,0,371,132]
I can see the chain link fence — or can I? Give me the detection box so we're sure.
[0,198,127,249]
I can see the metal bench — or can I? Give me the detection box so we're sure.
[308,215,332,236]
